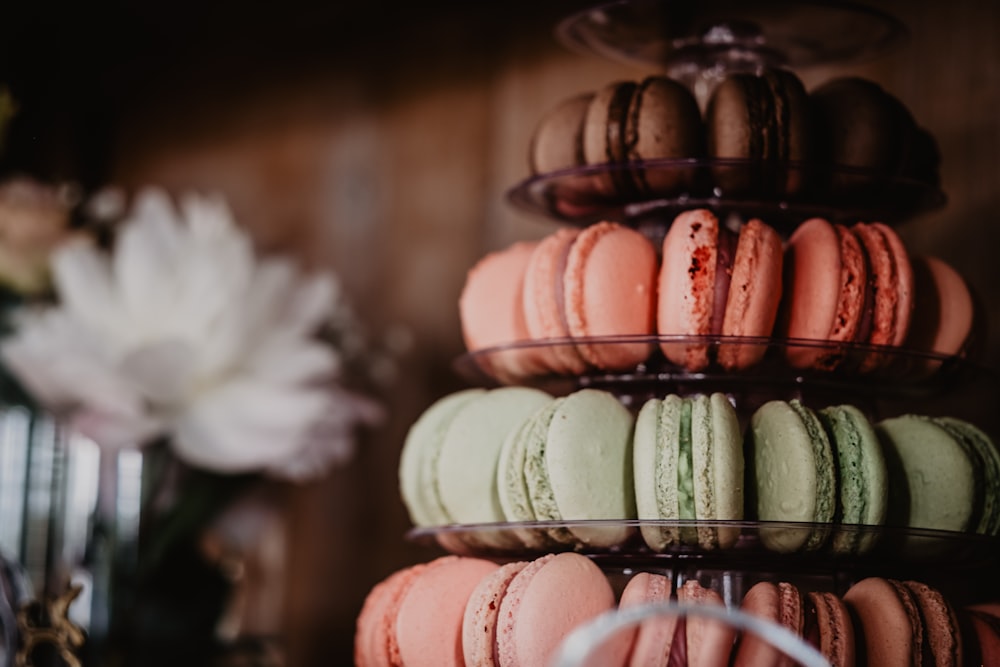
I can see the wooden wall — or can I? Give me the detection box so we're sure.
[21,0,1000,662]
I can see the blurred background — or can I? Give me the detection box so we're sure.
[2,0,998,663]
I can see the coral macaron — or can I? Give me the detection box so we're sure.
[657,209,783,371]
[496,553,626,667]
[780,217,914,370]
[523,221,657,374]
[355,556,500,667]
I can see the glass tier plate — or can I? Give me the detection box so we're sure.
[507,159,945,231]
[407,520,1000,574]
[555,0,907,73]
[454,336,986,405]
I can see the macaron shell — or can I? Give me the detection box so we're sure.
[733,581,802,667]
[781,218,867,368]
[965,603,1000,665]
[843,577,922,666]
[625,75,703,194]
[436,387,552,527]
[563,221,656,370]
[497,553,623,667]
[904,580,962,666]
[749,400,836,551]
[395,556,500,667]
[906,255,975,357]
[678,580,734,667]
[692,392,745,548]
[658,209,719,370]
[934,416,1000,535]
[808,591,855,667]
[398,388,486,526]
[522,227,588,375]
[529,389,637,546]
[355,566,418,667]
[817,404,888,553]
[717,218,784,370]
[875,414,979,532]
[495,405,551,549]
[459,240,543,381]
[583,80,639,196]
[618,572,677,667]
[851,222,914,369]
[529,92,594,175]
[634,394,685,551]
[463,561,530,667]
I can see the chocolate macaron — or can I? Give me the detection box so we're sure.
[706,68,811,196]
[582,76,702,198]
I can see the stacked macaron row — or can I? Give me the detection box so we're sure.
[355,552,629,667]
[460,209,978,381]
[399,386,1000,554]
[356,554,1000,667]
[529,69,939,201]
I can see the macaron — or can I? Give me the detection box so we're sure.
[733,581,855,667]
[463,560,530,667]
[657,209,784,371]
[435,388,552,531]
[355,565,422,667]
[496,553,627,667]
[747,399,836,552]
[875,414,1000,535]
[582,76,703,198]
[633,393,744,551]
[523,222,658,374]
[355,556,500,667]
[529,92,595,175]
[816,404,888,553]
[618,572,676,666]
[809,77,924,192]
[398,388,486,527]
[676,579,736,667]
[706,68,811,195]
[851,221,914,370]
[779,217,913,371]
[496,388,637,548]
[905,255,978,360]
[844,577,962,666]
[459,240,542,381]
[963,603,1000,666]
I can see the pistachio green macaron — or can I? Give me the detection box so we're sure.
[633,392,744,551]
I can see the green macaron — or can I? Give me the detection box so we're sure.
[816,404,889,553]
[497,388,636,548]
[875,414,999,535]
[633,393,745,551]
[749,399,836,552]
[398,388,485,527]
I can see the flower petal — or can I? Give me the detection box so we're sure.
[171,379,328,473]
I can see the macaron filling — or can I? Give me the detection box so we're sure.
[710,225,739,337]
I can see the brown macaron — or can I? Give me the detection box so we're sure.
[843,577,962,666]
[706,68,811,196]
[583,76,702,198]
[809,77,934,192]
[529,91,595,176]
[734,582,855,667]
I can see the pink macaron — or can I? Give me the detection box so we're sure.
[618,572,676,666]
[459,240,542,381]
[355,556,499,667]
[523,221,657,374]
[657,209,784,371]
[779,218,913,371]
[496,552,627,667]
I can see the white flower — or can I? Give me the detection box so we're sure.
[1,187,379,479]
